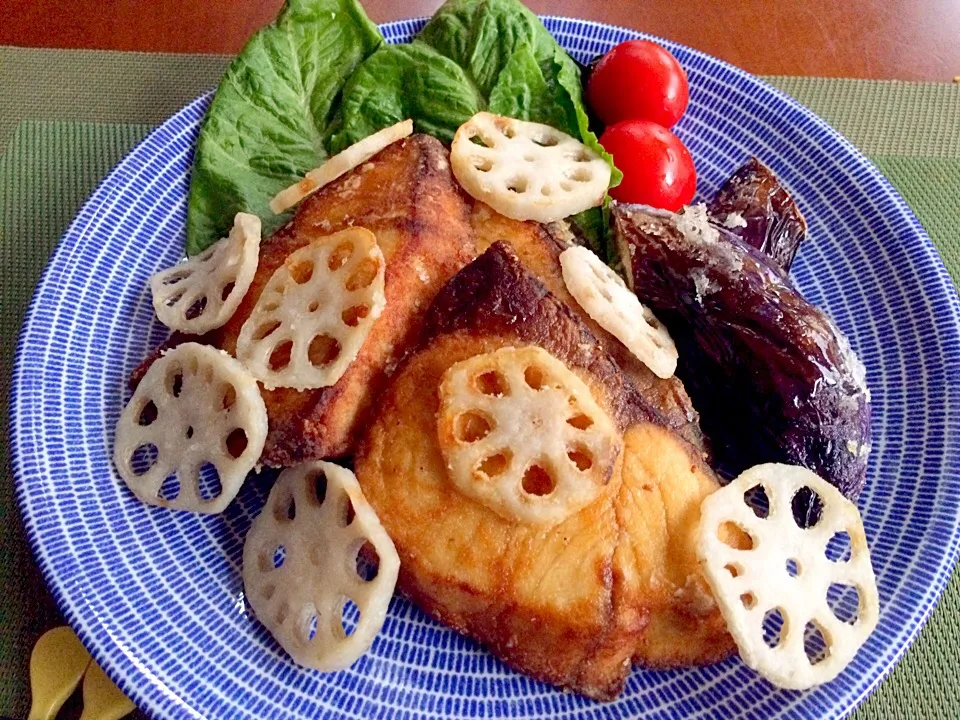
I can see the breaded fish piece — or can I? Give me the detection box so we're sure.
[468,202,706,454]
[356,243,733,700]
[135,135,476,465]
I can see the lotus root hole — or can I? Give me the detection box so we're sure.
[275,601,291,626]
[825,531,852,562]
[718,521,755,550]
[308,300,320,313]
[762,608,786,648]
[523,154,535,162]
[474,370,507,396]
[354,540,380,582]
[261,584,276,601]
[272,545,286,569]
[290,261,314,284]
[743,484,770,518]
[308,334,341,367]
[337,493,356,528]
[786,558,801,577]
[226,428,248,459]
[804,621,829,665]
[567,167,593,183]
[725,563,741,578]
[341,304,370,327]
[507,177,528,194]
[138,400,158,426]
[474,157,493,172]
[346,258,379,291]
[327,241,356,272]
[740,592,757,610]
[567,447,594,472]
[262,300,281,312]
[454,412,492,443]
[523,365,545,390]
[560,181,573,192]
[130,443,159,476]
[221,282,235,301]
[567,413,593,430]
[792,486,824,529]
[185,426,194,439]
[302,609,319,642]
[312,472,328,506]
[184,295,207,320]
[164,291,185,307]
[163,271,188,286]
[477,452,511,479]
[469,133,492,148]
[221,384,237,410]
[253,320,281,341]
[533,133,558,147]
[197,463,223,501]
[168,370,184,398]
[269,340,293,371]
[521,465,556,497]
[273,492,296,523]
[570,150,591,163]
[827,583,861,624]
[501,125,516,139]
[158,473,179,501]
[340,598,360,637]
[541,185,553,196]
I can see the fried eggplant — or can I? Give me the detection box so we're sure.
[707,157,807,273]
[613,203,870,507]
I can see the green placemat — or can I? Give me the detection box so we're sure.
[1,47,958,719]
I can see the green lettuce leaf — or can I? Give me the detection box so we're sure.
[186,0,382,254]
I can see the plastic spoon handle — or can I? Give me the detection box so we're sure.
[28,626,93,720]
[79,660,136,720]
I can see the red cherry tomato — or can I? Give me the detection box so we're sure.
[600,119,696,211]
[587,39,689,128]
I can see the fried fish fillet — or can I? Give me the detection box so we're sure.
[356,243,734,699]
[135,135,476,465]
[468,202,706,455]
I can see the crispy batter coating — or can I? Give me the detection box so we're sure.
[356,244,734,699]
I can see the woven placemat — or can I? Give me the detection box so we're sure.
[1,46,958,719]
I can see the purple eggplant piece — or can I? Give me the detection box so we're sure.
[708,157,807,273]
[613,203,870,516]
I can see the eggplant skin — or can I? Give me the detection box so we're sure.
[708,157,807,274]
[613,203,870,505]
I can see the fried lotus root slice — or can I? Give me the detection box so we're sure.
[113,342,267,513]
[560,245,678,379]
[270,120,414,214]
[236,227,386,390]
[437,346,620,525]
[150,212,262,333]
[696,463,879,689]
[243,461,400,670]
[450,112,611,223]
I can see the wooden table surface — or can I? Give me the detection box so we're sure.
[3,0,959,81]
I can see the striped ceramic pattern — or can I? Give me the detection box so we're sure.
[11,16,960,720]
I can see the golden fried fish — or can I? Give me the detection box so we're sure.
[356,243,734,699]
[134,134,476,465]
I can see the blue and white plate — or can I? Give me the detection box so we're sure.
[11,17,960,720]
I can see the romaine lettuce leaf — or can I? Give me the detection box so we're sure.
[186,0,382,254]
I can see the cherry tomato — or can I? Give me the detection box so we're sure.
[600,119,696,211]
[587,39,689,128]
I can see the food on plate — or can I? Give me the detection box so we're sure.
[560,244,678,379]
[114,343,267,513]
[613,203,871,513]
[243,461,400,670]
[356,242,734,698]
[587,39,690,128]
[235,227,386,390]
[270,119,414,213]
[707,157,808,273]
[697,464,879,689]
[450,112,611,222]
[151,212,262,334]
[600,119,697,210]
[437,346,620,525]
[137,134,476,465]
[468,205,707,454]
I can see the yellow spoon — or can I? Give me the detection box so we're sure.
[79,660,136,720]
[28,626,92,720]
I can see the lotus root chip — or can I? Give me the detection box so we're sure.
[242,461,400,670]
[436,346,620,526]
[560,245,678,379]
[235,227,386,390]
[150,212,261,334]
[113,342,267,513]
[450,112,611,223]
[270,120,413,214]
[696,463,880,689]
